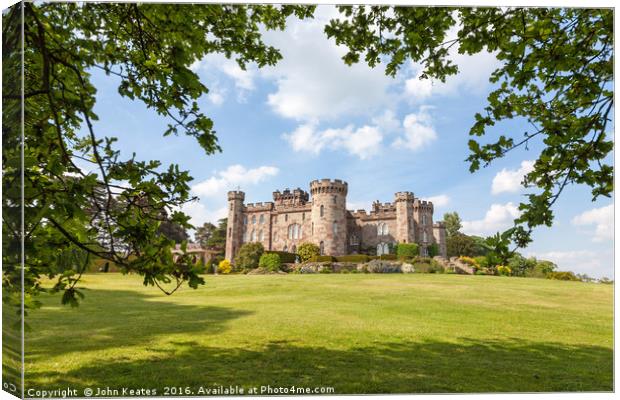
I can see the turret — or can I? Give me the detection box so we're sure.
[225,190,245,261]
[395,191,415,243]
[309,179,348,256]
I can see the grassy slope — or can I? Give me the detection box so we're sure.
[23,273,613,393]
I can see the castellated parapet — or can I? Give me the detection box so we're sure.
[224,179,447,261]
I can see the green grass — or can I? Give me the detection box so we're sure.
[18,273,613,394]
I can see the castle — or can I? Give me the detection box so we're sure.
[225,179,447,261]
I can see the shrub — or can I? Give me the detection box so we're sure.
[258,253,281,272]
[547,271,580,281]
[474,256,489,269]
[496,265,512,276]
[308,255,336,262]
[507,254,537,277]
[297,242,320,262]
[396,243,419,259]
[459,256,480,270]
[335,254,370,263]
[265,251,296,264]
[428,243,439,257]
[217,259,232,274]
[379,254,397,260]
[234,242,264,270]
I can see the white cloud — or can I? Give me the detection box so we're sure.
[192,164,279,198]
[372,109,401,134]
[491,160,535,195]
[427,194,450,208]
[261,8,395,121]
[178,201,228,227]
[526,249,613,279]
[283,122,383,160]
[461,202,520,236]
[571,204,613,242]
[392,107,437,151]
[190,54,257,102]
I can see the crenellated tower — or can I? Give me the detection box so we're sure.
[225,190,245,261]
[433,221,447,257]
[395,191,415,243]
[310,179,348,256]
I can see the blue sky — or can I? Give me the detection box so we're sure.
[83,5,614,278]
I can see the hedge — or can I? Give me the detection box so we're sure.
[259,253,281,272]
[396,243,419,259]
[265,251,296,264]
[379,254,397,260]
[335,254,370,263]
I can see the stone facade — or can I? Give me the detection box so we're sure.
[225,179,447,261]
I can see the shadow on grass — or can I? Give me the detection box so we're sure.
[24,288,253,361]
[26,338,612,394]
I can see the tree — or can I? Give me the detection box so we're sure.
[297,242,320,263]
[234,242,264,271]
[446,233,475,258]
[443,212,462,237]
[205,218,227,249]
[326,7,613,248]
[194,222,217,247]
[157,219,189,244]
[2,2,315,311]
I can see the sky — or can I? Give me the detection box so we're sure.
[82,5,614,278]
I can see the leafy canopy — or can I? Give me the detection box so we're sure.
[2,2,314,312]
[326,6,613,247]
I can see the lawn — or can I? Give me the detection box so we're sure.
[16,273,614,394]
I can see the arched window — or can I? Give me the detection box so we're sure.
[302,213,305,221]
[423,231,428,242]
[333,222,338,235]
[320,205,324,217]
[283,244,288,252]
[377,243,383,256]
[319,241,325,255]
[285,214,288,222]
[252,215,256,224]
[243,215,248,225]
[377,223,388,236]
[230,203,233,211]
[377,242,389,255]
[288,224,302,240]
[228,227,231,238]
[243,231,248,242]
[422,214,427,225]
[273,231,277,242]
[292,245,297,254]
[258,230,263,242]
[332,195,337,204]
[250,230,256,242]
[384,243,390,254]
[259,214,265,224]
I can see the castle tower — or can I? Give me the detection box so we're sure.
[413,199,434,254]
[225,190,245,261]
[395,191,415,243]
[433,222,447,257]
[310,179,348,256]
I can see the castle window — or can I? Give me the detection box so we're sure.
[230,204,233,211]
[243,216,248,225]
[333,222,338,235]
[332,195,336,204]
[302,213,305,221]
[320,205,324,217]
[273,232,277,242]
[349,234,359,245]
[292,245,297,254]
[319,241,325,255]
[377,222,389,236]
[252,215,256,224]
[422,214,427,225]
[285,214,288,222]
[259,214,265,224]
[312,222,314,235]
[423,231,428,242]
[283,244,288,252]
[377,242,389,256]
[250,230,256,242]
[288,224,302,240]
[258,230,263,242]
[228,227,231,238]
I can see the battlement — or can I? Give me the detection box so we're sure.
[371,200,396,214]
[227,190,245,201]
[395,191,415,202]
[414,198,434,211]
[309,178,348,195]
[245,202,274,211]
[273,187,309,206]
[433,221,445,228]
[349,209,368,218]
